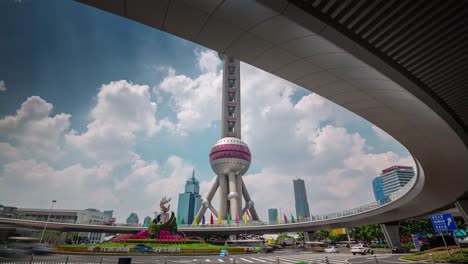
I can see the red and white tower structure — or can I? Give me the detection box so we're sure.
[195,54,260,222]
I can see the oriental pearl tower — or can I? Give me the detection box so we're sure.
[195,54,260,222]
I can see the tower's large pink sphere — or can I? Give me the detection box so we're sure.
[209,137,251,175]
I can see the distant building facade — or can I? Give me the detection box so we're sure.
[177,170,202,225]
[373,165,415,203]
[126,213,139,225]
[372,176,386,204]
[293,178,310,219]
[143,216,152,227]
[268,208,278,224]
[0,207,110,243]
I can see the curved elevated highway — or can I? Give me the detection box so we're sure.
[2,0,466,244]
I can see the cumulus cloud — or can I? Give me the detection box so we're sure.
[0,80,6,91]
[156,50,222,135]
[66,80,158,162]
[0,96,71,161]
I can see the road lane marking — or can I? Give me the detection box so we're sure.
[240,258,254,263]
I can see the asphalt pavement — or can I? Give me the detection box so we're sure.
[0,252,427,264]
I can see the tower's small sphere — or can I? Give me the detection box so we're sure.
[209,137,251,175]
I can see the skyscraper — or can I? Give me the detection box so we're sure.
[126,212,139,225]
[196,54,259,222]
[293,178,310,219]
[268,208,278,224]
[380,166,415,197]
[372,176,386,204]
[177,170,202,224]
[142,216,152,227]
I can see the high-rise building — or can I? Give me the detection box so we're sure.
[196,54,259,222]
[380,166,415,197]
[177,170,202,225]
[143,216,152,227]
[372,176,386,204]
[268,208,278,224]
[293,178,310,219]
[126,212,139,225]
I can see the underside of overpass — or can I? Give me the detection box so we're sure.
[67,0,468,231]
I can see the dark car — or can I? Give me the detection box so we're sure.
[264,245,274,253]
[32,244,53,255]
[133,244,152,253]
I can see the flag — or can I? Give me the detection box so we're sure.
[291,214,295,223]
[276,213,280,224]
[227,213,231,225]
[283,214,288,224]
[235,214,239,224]
[210,214,214,225]
[298,215,302,222]
[246,210,252,220]
[202,215,206,225]
[243,213,248,224]
[192,216,198,227]
[177,214,181,226]
[305,214,309,221]
[217,213,222,224]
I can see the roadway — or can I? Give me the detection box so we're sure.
[0,252,425,264]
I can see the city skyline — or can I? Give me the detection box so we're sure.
[0,0,414,222]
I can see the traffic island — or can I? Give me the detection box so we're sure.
[401,247,468,262]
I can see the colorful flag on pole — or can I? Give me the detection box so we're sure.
[217,213,222,224]
[246,210,252,220]
[192,216,198,227]
[210,214,214,225]
[283,214,288,224]
[227,213,231,225]
[291,214,295,223]
[298,215,302,222]
[235,214,239,224]
[202,215,206,225]
[243,213,248,224]
[177,214,181,226]
[305,214,309,221]
[276,213,280,224]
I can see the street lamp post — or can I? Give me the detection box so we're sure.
[39,200,56,244]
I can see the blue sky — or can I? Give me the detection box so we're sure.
[0,0,413,222]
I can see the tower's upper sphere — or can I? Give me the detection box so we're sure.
[209,137,251,175]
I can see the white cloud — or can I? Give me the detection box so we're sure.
[66,80,158,162]
[0,96,71,161]
[0,80,6,92]
[155,50,222,135]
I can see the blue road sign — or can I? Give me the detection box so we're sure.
[430,213,457,232]
[411,235,420,249]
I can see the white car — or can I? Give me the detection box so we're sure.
[350,244,374,255]
[324,246,339,253]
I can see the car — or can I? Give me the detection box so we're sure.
[324,246,339,253]
[32,243,53,255]
[350,244,374,255]
[133,244,152,253]
[264,245,274,253]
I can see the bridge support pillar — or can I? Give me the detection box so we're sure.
[304,231,314,242]
[58,232,67,244]
[455,200,468,224]
[380,221,400,249]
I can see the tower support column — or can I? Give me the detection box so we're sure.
[219,174,228,219]
[228,172,240,219]
[381,221,400,249]
[455,200,468,224]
